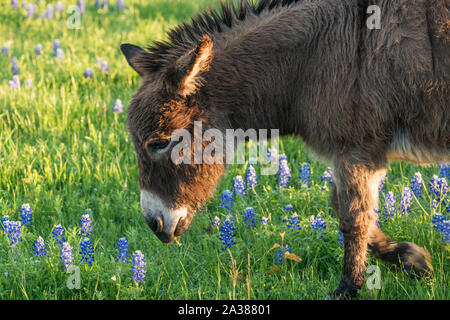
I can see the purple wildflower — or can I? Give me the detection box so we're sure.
[27,2,37,18]
[410,172,423,198]
[131,250,147,284]
[80,238,95,266]
[12,0,19,9]
[211,216,221,228]
[299,162,312,187]
[438,162,450,181]
[260,217,269,225]
[117,0,125,11]
[5,220,23,247]
[19,203,32,227]
[60,242,74,271]
[320,167,333,185]
[1,215,10,231]
[278,159,291,187]
[79,213,93,238]
[245,165,258,189]
[400,187,413,215]
[35,43,42,55]
[83,67,93,78]
[284,213,301,234]
[45,4,54,20]
[33,236,48,258]
[1,45,8,55]
[274,245,291,264]
[383,191,396,219]
[55,2,63,13]
[78,0,86,13]
[219,190,233,212]
[25,79,33,88]
[219,215,236,250]
[233,175,246,196]
[379,174,387,193]
[112,99,123,113]
[116,237,131,263]
[100,60,109,73]
[243,207,256,227]
[53,39,60,56]
[52,224,66,245]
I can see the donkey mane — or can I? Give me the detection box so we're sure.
[143,0,302,71]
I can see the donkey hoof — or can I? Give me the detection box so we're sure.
[395,242,433,278]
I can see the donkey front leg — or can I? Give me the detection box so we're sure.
[332,159,385,298]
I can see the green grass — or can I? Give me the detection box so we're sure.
[0,0,448,300]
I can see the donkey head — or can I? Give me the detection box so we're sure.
[121,36,226,243]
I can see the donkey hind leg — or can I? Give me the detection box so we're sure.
[331,161,386,299]
[368,227,433,277]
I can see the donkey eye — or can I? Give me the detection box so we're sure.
[146,140,171,153]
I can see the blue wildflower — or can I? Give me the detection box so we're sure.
[52,224,66,245]
[260,217,269,225]
[131,250,147,284]
[19,203,32,227]
[243,207,256,227]
[33,236,48,258]
[400,187,413,215]
[5,221,22,247]
[8,76,20,89]
[25,79,33,88]
[116,237,131,263]
[274,245,291,264]
[79,213,93,238]
[56,48,64,59]
[60,242,73,271]
[78,0,86,13]
[113,99,123,113]
[337,232,344,246]
[432,213,446,232]
[278,154,288,162]
[299,162,312,187]
[284,213,301,234]
[245,165,258,189]
[438,162,450,181]
[100,60,109,73]
[1,45,8,55]
[310,215,327,241]
[211,216,221,228]
[35,43,42,56]
[284,204,294,211]
[219,190,233,212]
[80,238,95,266]
[233,175,246,196]
[27,2,37,18]
[320,167,333,186]
[45,4,54,20]
[11,0,19,9]
[379,174,387,193]
[83,67,93,78]
[219,215,236,250]
[410,172,423,198]
[1,215,10,231]
[429,175,448,205]
[55,1,63,13]
[278,159,291,187]
[117,0,125,11]
[53,39,60,56]
[383,191,396,219]
[11,57,19,74]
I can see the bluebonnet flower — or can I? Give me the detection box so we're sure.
[310,215,327,241]
[245,165,258,189]
[429,175,448,205]
[284,204,294,211]
[383,191,396,219]
[431,214,450,243]
[337,232,344,246]
[410,172,423,198]
[379,174,387,193]
[80,238,95,266]
[233,175,246,196]
[438,162,450,181]
[260,217,269,225]
[27,2,37,18]
[5,221,23,247]
[52,224,66,245]
[299,162,312,187]
[1,215,10,231]
[78,0,86,13]
[45,4,54,20]
[33,236,48,258]
[53,39,60,56]
[100,60,109,73]
[35,43,42,56]
[278,159,291,187]
[400,187,413,215]
[431,199,439,210]
[60,242,73,271]
[55,2,63,13]
[432,213,446,231]
[117,0,125,11]
[310,215,327,231]
[116,237,130,263]
[11,57,19,74]
[274,245,291,264]
[131,250,147,284]
[113,99,123,113]
[83,67,93,78]
[219,215,236,250]
[8,76,20,89]
[374,205,382,228]
[25,79,33,88]
[79,213,93,238]
[266,148,277,163]
[100,0,109,9]
[56,48,64,59]
[19,203,32,227]
[1,45,8,55]
[284,213,301,234]
[211,216,221,228]
[278,154,288,162]
[12,0,19,9]
[219,190,233,212]
[243,207,256,227]
[320,167,333,185]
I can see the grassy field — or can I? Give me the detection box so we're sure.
[0,0,448,300]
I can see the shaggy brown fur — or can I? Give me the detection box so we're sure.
[121,0,449,298]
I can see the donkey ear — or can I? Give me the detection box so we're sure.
[167,35,213,97]
[120,43,150,77]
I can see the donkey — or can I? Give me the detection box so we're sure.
[120,0,449,298]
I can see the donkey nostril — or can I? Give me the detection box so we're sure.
[148,218,158,233]
[155,216,164,233]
